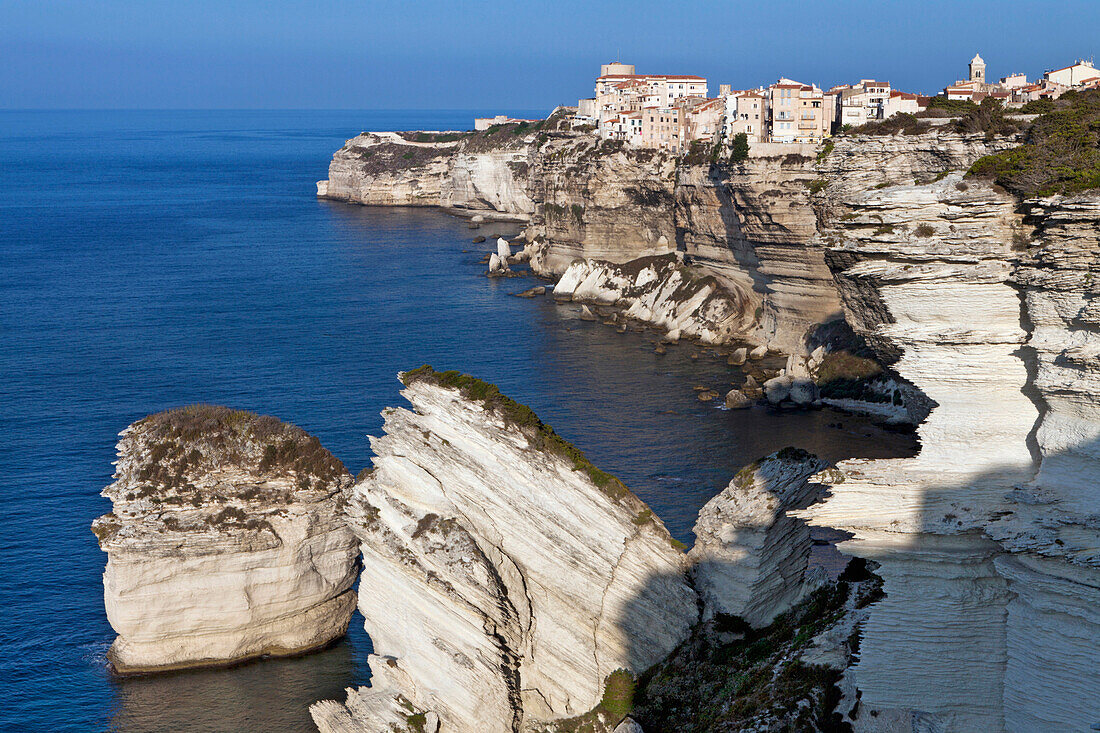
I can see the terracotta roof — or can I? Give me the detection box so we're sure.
[1046,61,1097,74]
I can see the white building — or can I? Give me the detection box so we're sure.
[999,72,1029,89]
[1044,59,1100,87]
[884,90,922,117]
[594,62,708,127]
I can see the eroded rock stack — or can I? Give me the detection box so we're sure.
[312,368,697,733]
[690,448,830,627]
[92,406,358,674]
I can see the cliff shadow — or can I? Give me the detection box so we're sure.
[611,432,1100,732]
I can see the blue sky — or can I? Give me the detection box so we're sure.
[2,0,1098,109]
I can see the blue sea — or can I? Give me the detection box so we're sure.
[0,110,915,732]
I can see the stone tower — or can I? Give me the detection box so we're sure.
[969,53,986,83]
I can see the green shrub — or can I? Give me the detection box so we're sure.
[953,97,1018,138]
[728,132,750,163]
[967,89,1100,196]
[850,113,930,136]
[600,669,635,720]
[816,139,835,161]
[805,178,828,194]
[916,97,979,117]
[1020,98,1055,115]
[914,224,935,237]
[682,139,712,166]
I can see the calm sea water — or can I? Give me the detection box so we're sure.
[0,110,916,732]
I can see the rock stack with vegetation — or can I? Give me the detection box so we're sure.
[92,405,358,674]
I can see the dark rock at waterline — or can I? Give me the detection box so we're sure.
[473,235,486,243]
[514,286,547,298]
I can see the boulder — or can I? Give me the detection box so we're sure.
[724,389,753,410]
[764,375,794,404]
[613,718,645,733]
[788,378,819,405]
[488,253,508,275]
[749,344,769,360]
[728,347,748,366]
[496,237,511,259]
[515,286,547,298]
[579,305,598,321]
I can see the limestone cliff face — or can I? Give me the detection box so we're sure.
[794,129,1100,731]
[312,370,697,733]
[689,449,830,627]
[521,138,679,272]
[674,155,842,353]
[551,254,757,345]
[323,132,535,218]
[91,406,358,674]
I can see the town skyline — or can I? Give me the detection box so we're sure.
[3,0,1099,109]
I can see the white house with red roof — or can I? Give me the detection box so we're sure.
[1044,59,1100,87]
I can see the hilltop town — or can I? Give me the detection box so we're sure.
[479,55,1099,153]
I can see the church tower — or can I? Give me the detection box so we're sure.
[969,53,986,84]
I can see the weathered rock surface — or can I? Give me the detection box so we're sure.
[312,369,697,733]
[91,406,358,674]
[795,128,1100,731]
[552,254,756,345]
[321,131,535,218]
[690,449,830,627]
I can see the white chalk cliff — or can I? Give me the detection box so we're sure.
[92,406,358,674]
[552,254,757,345]
[312,369,698,733]
[794,130,1100,732]
[690,448,830,627]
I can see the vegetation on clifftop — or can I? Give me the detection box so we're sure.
[130,405,348,494]
[968,89,1100,196]
[399,366,633,502]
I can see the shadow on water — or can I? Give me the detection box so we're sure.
[108,632,366,733]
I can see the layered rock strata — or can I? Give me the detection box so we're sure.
[796,128,1100,731]
[689,448,830,627]
[91,405,358,674]
[551,254,757,345]
[320,132,848,352]
[322,131,535,219]
[312,368,697,733]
